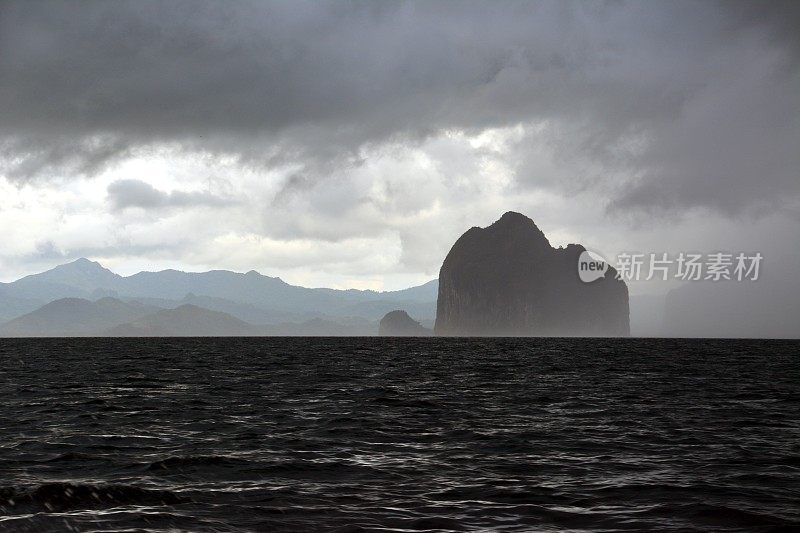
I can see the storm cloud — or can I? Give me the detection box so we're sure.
[1,0,799,304]
[107,179,236,211]
[1,0,798,214]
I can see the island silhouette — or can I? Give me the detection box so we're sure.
[434,212,628,336]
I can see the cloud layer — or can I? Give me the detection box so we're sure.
[107,179,235,211]
[0,0,799,289]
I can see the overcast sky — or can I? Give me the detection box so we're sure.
[1,0,798,292]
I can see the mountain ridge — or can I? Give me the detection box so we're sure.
[0,258,439,323]
[0,297,159,337]
[104,304,256,337]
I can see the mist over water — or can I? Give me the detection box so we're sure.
[1,337,798,531]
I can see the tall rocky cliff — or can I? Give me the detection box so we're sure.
[435,212,629,336]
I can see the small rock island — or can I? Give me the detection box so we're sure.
[378,310,432,336]
[435,212,629,336]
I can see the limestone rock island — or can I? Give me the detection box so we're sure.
[434,212,629,336]
[378,310,432,336]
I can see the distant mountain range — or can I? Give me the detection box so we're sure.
[4,240,794,338]
[0,259,437,336]
[0,297,157,337]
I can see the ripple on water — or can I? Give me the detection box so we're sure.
[0,337,798,532]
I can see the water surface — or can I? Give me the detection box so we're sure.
[1,337,798,531]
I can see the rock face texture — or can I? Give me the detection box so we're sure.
[435,212,629,336]
[378,310,432,336]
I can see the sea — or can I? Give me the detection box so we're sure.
[0,337,798,532]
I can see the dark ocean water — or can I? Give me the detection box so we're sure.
[0,337,798,532]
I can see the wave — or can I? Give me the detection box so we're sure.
[0,482,185,514]
[643,503,794,528]
[147,455,248,471]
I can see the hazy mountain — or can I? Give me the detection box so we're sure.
[0,259,121,301]
[381,280,438,301]
[103,304,374,336]
[0,288,42,323]
[116,269,437,316]
[105,304,255,337]
[0,297,158,337]
[0,259,437,323]
[0,296,383,337]
[120,294,311,325]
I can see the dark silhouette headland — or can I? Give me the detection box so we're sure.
[434,212,629,336]
[378,310,432,336]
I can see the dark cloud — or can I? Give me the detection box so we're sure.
[1,135,132,181]
[1,0,798,214]
[107,179,235,210]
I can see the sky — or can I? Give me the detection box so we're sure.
[1,0,798,293]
